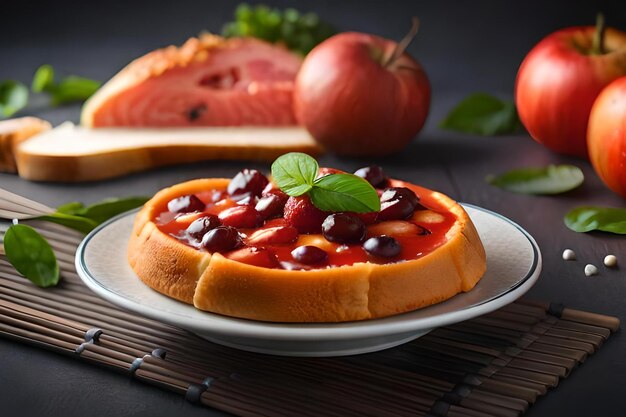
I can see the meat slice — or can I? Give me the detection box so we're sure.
[81,35,302,127]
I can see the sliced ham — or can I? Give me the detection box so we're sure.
[81,35,302,127]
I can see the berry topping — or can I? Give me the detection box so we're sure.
[363,235,402,258]
[247,225,299,245]
[219,205,263,228]
[367,221,427,238]
[186,215,221,240]
[317,167,345,178]
[354,211,378,225]
[380,187,420,207]
[284,195,328,234]
[227,169,269,197]
[322,213,366,244]
[377,198,415,221]
[167,194,205,214]
[255,190,288,219]
[233,193,258,206]
[226,247,280,269]
[200,226,243,252]
[291,246,328,264]
[354,165,386,188]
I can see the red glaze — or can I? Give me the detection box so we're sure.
[155,179,456,270]
[515,26,626,158]
[588,76,626,198]
[294,32,430,156]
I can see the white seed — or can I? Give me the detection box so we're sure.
[584,264,598,277]
[562,249,576,261]
[604,255,618,268]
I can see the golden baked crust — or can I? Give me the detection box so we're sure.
[0,117,51,173]
[128,178,486,322]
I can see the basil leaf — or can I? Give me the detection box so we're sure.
[49,76,101,106]
[76,197,148,224]
[487,165,584,195]
[56,201,85,215]
[440,93,521,135]
[3,224,59,287]
[310,174,381,213]
[32,64,55,93]
[271,152,318,196]
[0,81,29,119]
[564,206,626,234]
[38,212,99,234]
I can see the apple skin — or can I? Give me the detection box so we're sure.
[515,27,626,158]
[294,32,430,157]
[588,76,626,198]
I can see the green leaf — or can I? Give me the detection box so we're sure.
[440,93,521,135]
[0,81,29,118]
[38,212,99,234]
[32,64,55,93]
[3,224,59,287]
[49,76,101,106]
[564,206,626,234]
[221,3,336,55]
[310,174,381,213]
[56,201,85,215]
[75,197,148,224]
[487,165,584,195]
[271,152,318,196]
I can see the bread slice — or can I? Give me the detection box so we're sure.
[128,178,486,322]
[15,123,319,182]
[0,117,51,173]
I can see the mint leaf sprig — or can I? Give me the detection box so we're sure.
[271,153,381,213]
[2,196,148,288]
[32,64,101,106]
[222,3,336,55]
[0,80,29,118]
[487,165,584,195]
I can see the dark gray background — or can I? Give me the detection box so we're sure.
[2,1,626,416]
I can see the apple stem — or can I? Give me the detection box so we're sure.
[383,17,420,67]
[591,13,606,55]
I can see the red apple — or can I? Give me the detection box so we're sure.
[294,23,430,156]
[515,18,626,158]
[587,76,626,198]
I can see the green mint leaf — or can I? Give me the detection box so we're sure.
[564,206,626,234]
[310,173,381,213]
[75,197,148,224]
[0,81,29,119]
[221,3,336,55]
[3,224,59,287]
[271,152,318,196]
[38,212,99,234]
[32,64,55,93]
[440,93,521,135]
[487,165,584,195]
[56,201,85,215]
[49,76,101,106]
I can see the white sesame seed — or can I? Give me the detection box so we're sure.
[584,264,598,277]
[604,255,617,268]
[562,249,576,261]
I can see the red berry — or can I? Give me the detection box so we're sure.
[284,195,328,234]
[186,215,221,240]
[322,213,366,243]
[247,225,299,245]
[167,194,205,213]
[255,191,288,219]
[201,226,243,252]
[317,167,345,178]
[380,187,420,207]
[219,205,263,228]
[354,211,378,225]
[291,246,328,264]
[226,247,279,268]
[227,169,269,197]
[377,199,415,221]
[363,235,401,258]
[354,165,386,188]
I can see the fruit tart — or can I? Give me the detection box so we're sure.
[128,153,486,322]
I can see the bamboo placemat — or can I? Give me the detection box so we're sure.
[0,188,620,417]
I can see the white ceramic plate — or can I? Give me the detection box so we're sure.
[76,204,541,357]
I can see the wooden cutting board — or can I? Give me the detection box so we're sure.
[7,121,320,182]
